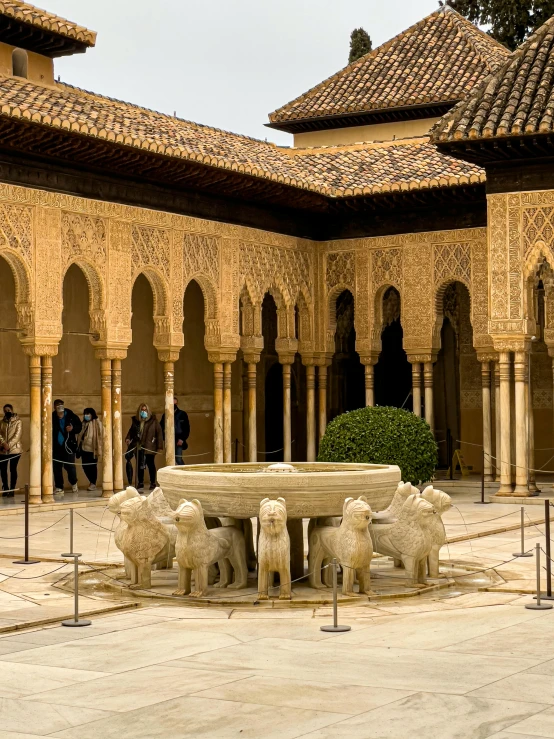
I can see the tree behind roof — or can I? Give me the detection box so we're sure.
[349,28,372,63]
[443,0,554,51]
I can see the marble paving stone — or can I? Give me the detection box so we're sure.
[0,732,60,739]
[24,664,254,712]
[487,734,552,738]
[323,605,548,650]
[527,659,554,676]
[191,675,415,714]
[138,606,233,619]
[0,641,39,655]
[230,608,316,619]
[0,661,108,698]
[441,618,554,659]
[504,707,554,737]
[470,674,554,705]
[49,695,346,739]
[298,692,548,739]
[0,698,114,735]
[0,624,240,673]
[176,637,543,693]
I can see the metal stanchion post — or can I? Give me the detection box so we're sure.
[320,559,351,633]
[61,551,91,627]
[14,485,39,565]
[69,508,74,556]
[534,500,554,601]
[475,449,491,505]
[526,543,553,611]
[513,506,533,557]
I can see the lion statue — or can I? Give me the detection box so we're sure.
[309,496,374,596]
[421,485,452,578]
[257,497,291,600]
[172,498,247,598]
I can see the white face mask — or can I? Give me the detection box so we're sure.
[56,406,65,413]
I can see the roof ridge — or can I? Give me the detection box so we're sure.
[56,80,277,148]
[446,8,510,66]
[287,136,430,156]
[0,0,96,46]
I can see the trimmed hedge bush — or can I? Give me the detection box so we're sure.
[317,405,437,484]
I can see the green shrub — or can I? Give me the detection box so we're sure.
[317,405,437,484]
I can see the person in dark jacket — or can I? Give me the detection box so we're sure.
[125,403,163,492]
[52,399,82,497]
[161,396,190,465]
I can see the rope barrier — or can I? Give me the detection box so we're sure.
[0,561,69,580]
[444,511,524,526]
[0,513,68,539]
[75,511,115,532]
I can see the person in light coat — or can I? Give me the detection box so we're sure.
[0,404,21,497]
[77,407,102,492]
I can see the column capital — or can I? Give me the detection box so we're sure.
[491,335,531,353]
[208,350,237,364]
[240,335,264,359]
[156,349,181,363]
[95,345,129,361]
[20,341,59,357]
[359,353,379,367]
[477,352,498,364]
[408,353,436,364]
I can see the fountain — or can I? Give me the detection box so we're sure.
[157,461,401,519]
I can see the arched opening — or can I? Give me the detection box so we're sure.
[0,257,28,491]
[261,293,282,462]
[374,287,411,408]
[434,282,479,468]
[329,289,364,421]
[122,274,163,485]
[12,49,27,78]
[291,303,307,462]
[174,280,213,462]
[53,264,100,490]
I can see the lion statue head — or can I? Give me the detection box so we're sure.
[401,494,436,522]
[108,486,140,515]
[172,499,206,532]
[119,495,155,525]
[342,495,372,531]
[421,486,452,515]
[259,497,287,534]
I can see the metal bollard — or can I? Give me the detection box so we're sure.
[320,558,351,633]
[526,543,553,611]
[13,485,39,565]
[513,507,533,558]
[474,449,491,505]
[61,551,91,627]
[68,508,75,556]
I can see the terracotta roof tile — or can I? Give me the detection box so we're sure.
[0,76,483,197]
[269,8,509,125]
[0,0,96,46]
[433,15,554,142]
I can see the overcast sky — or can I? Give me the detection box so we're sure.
[44,0,440,145]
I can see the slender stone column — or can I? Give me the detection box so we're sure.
[111,359,123,492]
[481,361,493,482]
[213,362,224,464]
[411,362,422,417]
[528,356,538,493]
[163,362,175,467]
[282,362,292,462]
[495,362,501,482]
[318,364,328,440]
[514,351,529,494]
[497,352,513,494]
[306,365,316,462]
[247,362,257,462]
[28,355,42,505]
[41,355,53,504]
[242,364,249,463]
[223,362,232,463]
[424,361,434,432]
[100,359,113,498]
[364,365,375,407]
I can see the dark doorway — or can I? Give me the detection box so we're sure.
[329,290,364,422]
[374,287,412,409]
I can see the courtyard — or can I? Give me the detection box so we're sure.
[0,491,552,737]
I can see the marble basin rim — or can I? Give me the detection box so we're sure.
[157,461,401,519]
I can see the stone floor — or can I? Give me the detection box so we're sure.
[0,487,554,736]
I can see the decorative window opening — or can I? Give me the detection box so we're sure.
[12,49,28,79]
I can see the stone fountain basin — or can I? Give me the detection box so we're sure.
[157,462,401,518]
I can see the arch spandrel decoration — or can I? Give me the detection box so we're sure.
[0,203,34,337]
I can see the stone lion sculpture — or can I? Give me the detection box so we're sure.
[115,493,177,589]
[309,496,375,596]
[370,493,436,586]
[258,497,291,600]
[421,485,452,578]
[172,498,247,598]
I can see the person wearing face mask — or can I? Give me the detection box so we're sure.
[0,404,22,496]
[125,403,163,492]
[161,396,190,465]
[52,399,82,497]
[77,408,102,492]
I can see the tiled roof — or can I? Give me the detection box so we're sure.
[269,8,509,125]
[433,15,554,142]
[0,76,484,197]
[0,0,96,46]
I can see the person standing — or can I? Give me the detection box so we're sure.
[52,399,82,497]
[77,408,102,492]
[125,403,163,492]
[0,404,21,497]
[161,396,190,465]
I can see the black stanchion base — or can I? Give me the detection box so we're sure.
[13,559,39,565]
[62,619,91,627]
[525,603,553,610]
[534,594,554,601]
[474,501,491,505]
[320,625,351,632]
[512,552,533,557]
